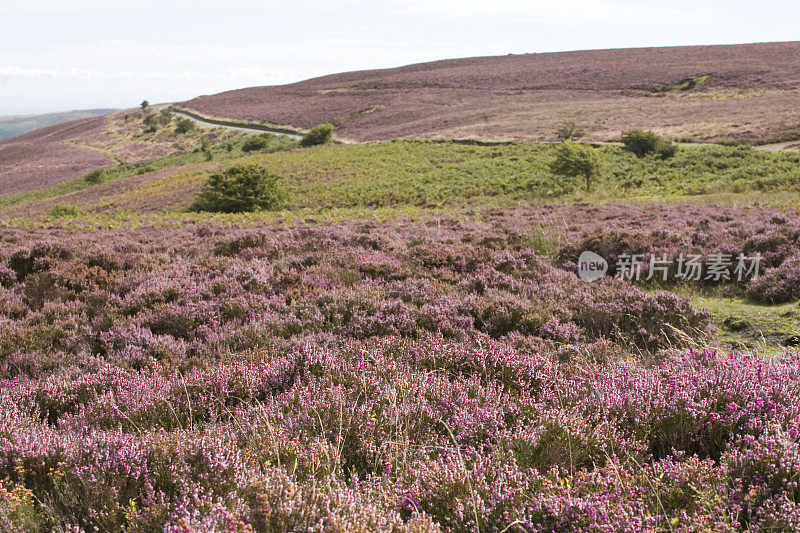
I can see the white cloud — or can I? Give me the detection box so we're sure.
[0,65,313,83]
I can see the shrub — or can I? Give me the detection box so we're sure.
[300,123,334,147]
[201,140,213,161]
[657,142,677,159]
[549,142,601,192]
[175,118,195,134]
[190,163,285,213]
[621,130,676,159]
[715,136,743,147]
[84,168,105,184]
[241,135,270,153]
[746,253,800,303]
[555,120,586,141]
[143,111,170,132]
[49,205,80,218]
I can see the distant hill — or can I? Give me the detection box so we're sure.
[0,109,117,140]
[183,41,800,143]
[4,42,800,197]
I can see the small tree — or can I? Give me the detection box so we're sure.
[175,118,195,134]
[550,142,601,192]
[300,123,334,147]
[621,130,676,159]
[140,100,149,110]
[555,121,586,141]
[191,164,285,213]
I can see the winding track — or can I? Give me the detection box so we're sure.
[154,104,302,140]
[157,105,799,150]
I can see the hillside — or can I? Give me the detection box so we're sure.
[3,42,800,196]
[0,108,245,195]
[0,109,117,141]
[182,42,800,143]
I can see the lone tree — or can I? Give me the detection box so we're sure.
[140,100,149,110]
[550,142,601,192]
[621,130,676,159]
[191,164,285,213]
[555,121,586,141]
[300,123,334,147]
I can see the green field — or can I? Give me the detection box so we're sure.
[4,137,800,222]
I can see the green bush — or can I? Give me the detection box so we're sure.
[550,142,601,192]
[143,111,171,132]
[175,118,195,134]
[84,168,106,184]
[658,142,678,159]
[242,135,270,152]
[201,140,213,161]
[300,123,334,147]
[49,205,80,218]
[555,121,586,141]
[621,130,676,159]
[190,164,285,213]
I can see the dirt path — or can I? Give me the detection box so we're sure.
[754,140,800,152]
[169,109,302,140]
[155,104,800,150]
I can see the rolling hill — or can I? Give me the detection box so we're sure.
[2,41,800,197]
[182,41,800,143]
[0,109,117,141]
[0,108,242,195]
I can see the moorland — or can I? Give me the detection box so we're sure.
[1,42,800,531]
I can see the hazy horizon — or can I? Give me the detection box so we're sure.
[2,0,798,115]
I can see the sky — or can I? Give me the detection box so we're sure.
[1,0,798,115]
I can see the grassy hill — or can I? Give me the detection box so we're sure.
[2,137,800,222]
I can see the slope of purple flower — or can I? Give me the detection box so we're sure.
[544,203,800,300]
[0,214,798,531]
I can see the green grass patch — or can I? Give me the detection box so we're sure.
[252,140,800,209]
[4,139,800,217]
[687,291,800,352]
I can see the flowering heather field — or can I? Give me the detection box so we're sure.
[538,203,800,299]
[2,212,800,531]
[0,117,114,195]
